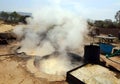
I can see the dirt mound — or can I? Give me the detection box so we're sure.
[0,23,15,32]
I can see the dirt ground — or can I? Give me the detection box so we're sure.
[0,23,68,84]
[0,22,120,84]
[0,44,68,84]
[0,22,14,33]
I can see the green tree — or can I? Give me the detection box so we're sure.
[113,21,120,28]
[94,20,104,28]
[103,19,114,28]
[115,10,120,23]
[9,11,21,23]
[0,11,9,21]
[87,19,94,26]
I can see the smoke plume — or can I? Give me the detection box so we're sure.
[13,8,88,76]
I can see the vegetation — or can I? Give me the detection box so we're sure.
[0,11,30,24]
[88,10,120,29]
[88,19,120,29]
[115,10,120,23]
[0,10,120,28]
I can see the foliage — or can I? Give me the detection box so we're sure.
[93,20,120,28]
[9,11,21,23]
[115,10,120,23]
[87,19,94,26]
[94,20,104,28]
[87,10,120,29]
[103,19,115,28]
[0,11,9,21]
[0,11,30,24]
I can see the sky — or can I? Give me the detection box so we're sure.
[0,0,120,21]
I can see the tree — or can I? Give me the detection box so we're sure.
[115,10,120,23]
[87,19,94,26]
[103,19,114,28]
[94,20,104,28]
[9,11,21,23]
[19,15,30,24]
[0,11,31,24]
[0,11,9,21]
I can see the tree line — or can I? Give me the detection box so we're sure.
[0,11,30,24]
[88,10,120,29]
[0,10,120,28]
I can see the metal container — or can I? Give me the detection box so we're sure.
[99,43,113,55]
[66,63,120,84]
[84,45,100,64]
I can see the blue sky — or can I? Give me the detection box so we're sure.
[0,0,120,21]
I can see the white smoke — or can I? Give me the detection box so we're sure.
[39,53,73,75]
[13,7,88,76]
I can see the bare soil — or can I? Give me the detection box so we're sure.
[0,44,68,84]
[0,23,67,84]
[0,23,119,84]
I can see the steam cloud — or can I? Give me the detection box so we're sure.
[13,8,88,76]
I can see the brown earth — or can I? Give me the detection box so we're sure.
[0,23,120,84]
[0,43,68,84]
[0,23,14,32]
[0,23,68,84]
